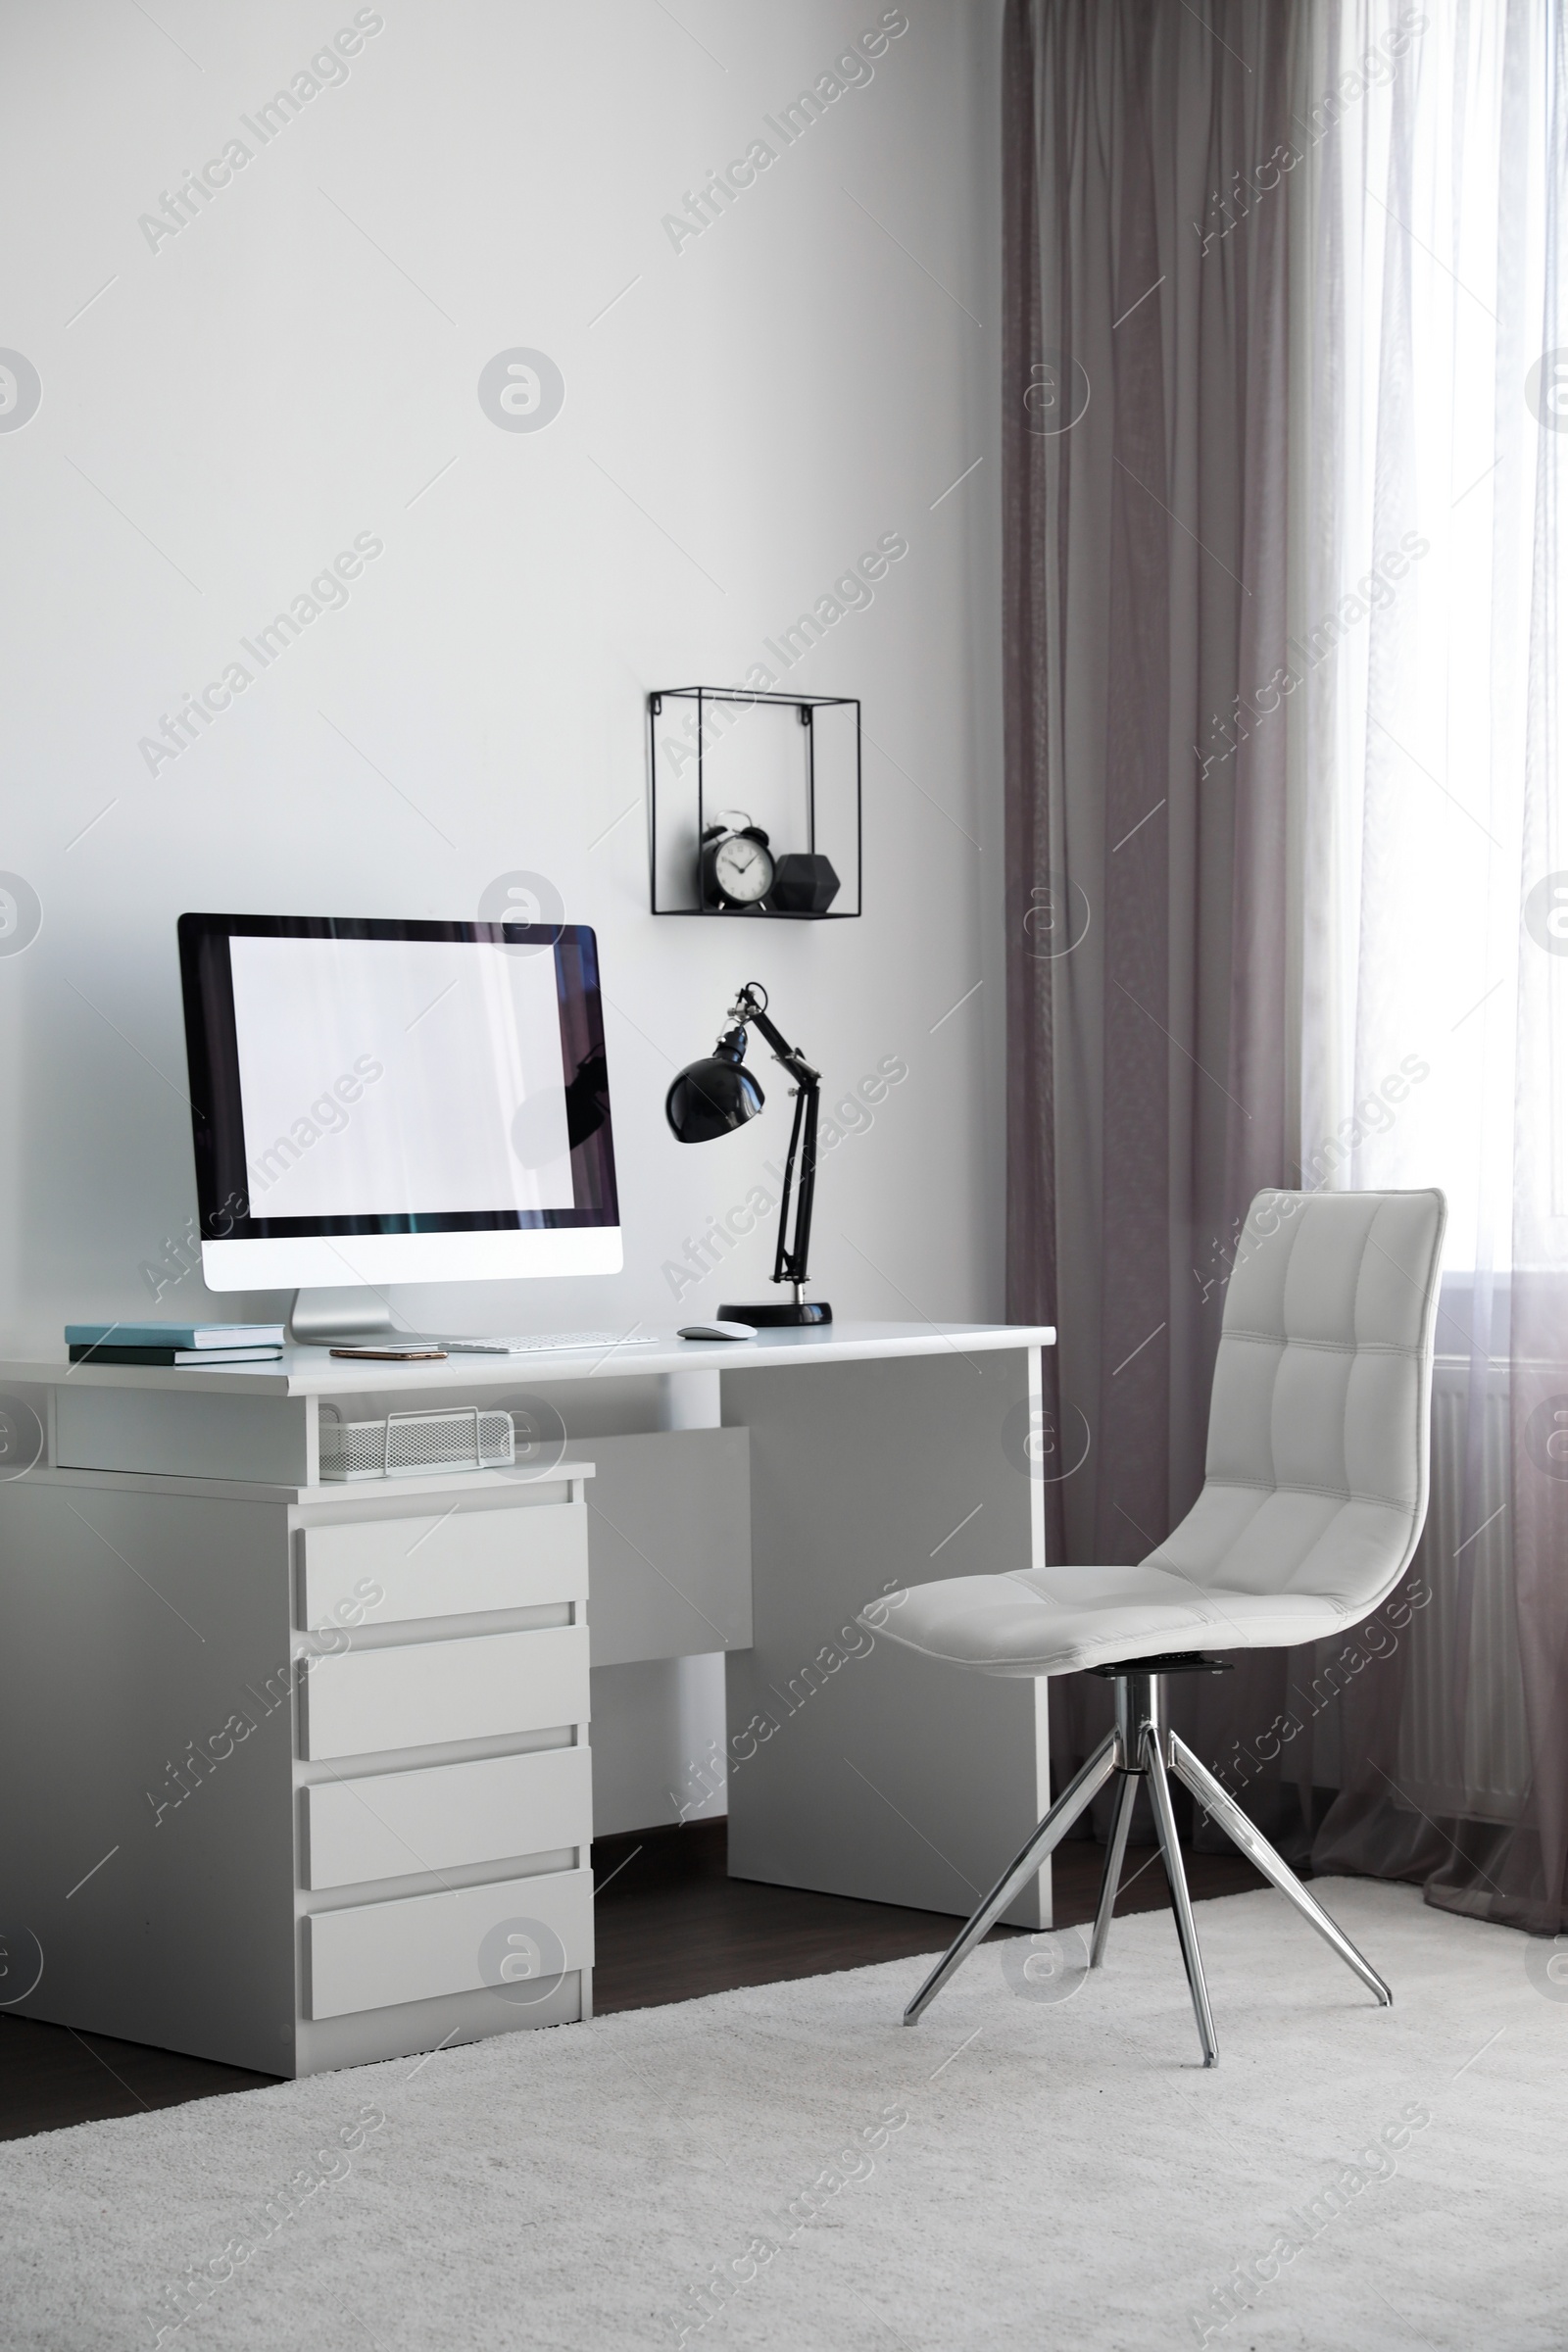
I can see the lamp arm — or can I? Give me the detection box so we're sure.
[733,987,821,1293]
[787,1073,820,1285]
[770,1083,807,1287]
[767,1069,822,1288]
[743,1004,818,1093]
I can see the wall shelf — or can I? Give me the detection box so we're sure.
[647,685,862,919]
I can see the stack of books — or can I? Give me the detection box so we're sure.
[66,1321,286,1366]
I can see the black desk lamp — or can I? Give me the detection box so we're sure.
[664,982,830,1327]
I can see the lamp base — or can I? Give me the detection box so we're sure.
[719,1299,833,1328]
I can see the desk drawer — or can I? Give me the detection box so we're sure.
[300,1625,589,1760]
[306,1865,594,2019]
[299,1501,587,1633]
[303,1745,592,1889]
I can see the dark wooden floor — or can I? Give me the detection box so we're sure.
[588,1818,1264,2010]
[0,1821,1264,2141]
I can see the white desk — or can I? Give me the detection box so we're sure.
[0,1321,1054,2075]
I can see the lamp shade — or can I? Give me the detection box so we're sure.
[664,1027,764,1143]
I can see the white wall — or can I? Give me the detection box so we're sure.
[0,0,1003,1827]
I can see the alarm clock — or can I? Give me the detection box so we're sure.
[699,811,775,910]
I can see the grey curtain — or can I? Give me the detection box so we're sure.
[1007,0,1568,1938]
[1003,0,1310,1838]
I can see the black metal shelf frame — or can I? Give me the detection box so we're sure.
[647,685,862,919]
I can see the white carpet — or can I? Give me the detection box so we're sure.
[2,1880,1564,2352]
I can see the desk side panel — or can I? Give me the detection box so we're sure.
[0,1482,297,2075]
[54,1385,311,1485]
[721,1348,1053,1930]
[585,1428,752,1667]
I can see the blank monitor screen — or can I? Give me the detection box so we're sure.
[178,914,621,1289]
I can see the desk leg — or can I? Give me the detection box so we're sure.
[721,1346,1053,1931]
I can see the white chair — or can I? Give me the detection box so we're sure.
[865,1187,1446,2065]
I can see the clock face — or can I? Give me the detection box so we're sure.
[712,832,774,905]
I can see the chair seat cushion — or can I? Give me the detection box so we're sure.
[866,1563,1351,1678]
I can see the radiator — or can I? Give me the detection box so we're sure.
[1394,1363,1531,1823]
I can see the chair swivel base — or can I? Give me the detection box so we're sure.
[901,1661,1392,2066]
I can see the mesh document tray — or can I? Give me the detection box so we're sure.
[319,1407,516,1482]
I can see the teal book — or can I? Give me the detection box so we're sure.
[65,1320,285,1350]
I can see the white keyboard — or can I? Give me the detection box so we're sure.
[439,1331,662,1355]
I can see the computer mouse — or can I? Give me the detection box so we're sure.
[677,1320,760,1342]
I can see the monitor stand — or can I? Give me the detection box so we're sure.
[287,1288,403,1348]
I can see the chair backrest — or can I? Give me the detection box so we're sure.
[1153,1189,1446,1611]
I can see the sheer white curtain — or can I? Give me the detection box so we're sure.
[1293,0,1568,1927]
[1297,0,1558,1278]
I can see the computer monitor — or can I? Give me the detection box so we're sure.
[177,914,621,1331]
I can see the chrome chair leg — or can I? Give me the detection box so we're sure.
[1089,1770,1139,1969]
[1168,1733,1392,2007]
[903,1729,1120,2027]
[1143,1725,1218,2067]
[897,1661,1389,2053]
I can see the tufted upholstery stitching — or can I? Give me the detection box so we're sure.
[1227,1200,1375,1506]
[1189,1477,1417,1506]
[1225,1333,1421,1356]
